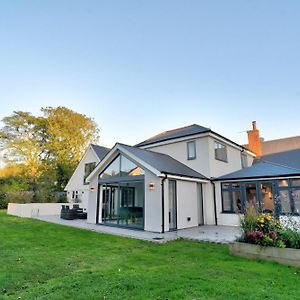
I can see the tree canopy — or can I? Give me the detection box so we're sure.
[0,106,100,205]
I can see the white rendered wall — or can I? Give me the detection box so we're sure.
[87,175,98,224]
[65,147,100,209]
[7,203,64,218]
[144,172,162,232]
[145,137,210,177]
[176,180,198,229]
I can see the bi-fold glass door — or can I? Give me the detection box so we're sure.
[101,181,144,229]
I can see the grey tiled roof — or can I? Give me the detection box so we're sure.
[119,143,207,180]
[135,124,210,147]
[91,144,110,160]
[257,149,300,171]
[217,161,300,181]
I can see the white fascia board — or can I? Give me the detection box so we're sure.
[158,173,209,183]
[215,175,300,183]
[65,145,100,190]
[208,132,255,155]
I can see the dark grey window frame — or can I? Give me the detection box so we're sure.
[187,140,196,160]
[221,178,300,216]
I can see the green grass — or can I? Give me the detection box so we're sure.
[0,210,300,300]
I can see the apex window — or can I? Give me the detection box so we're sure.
[214,141,227,162]
[187,141,196,160]
[84,162,96,184]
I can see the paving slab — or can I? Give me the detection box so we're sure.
[34,215,240,244]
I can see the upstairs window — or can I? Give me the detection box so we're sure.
[214,141,227,162]
[187,141,196,160]
[84,162,96,184]
[241,153,248,168]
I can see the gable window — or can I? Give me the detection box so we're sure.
[241,153,248,168]
[187,141,196,160]
[100,154,144,179]
[214,141,227,162]
[84,162,96,184]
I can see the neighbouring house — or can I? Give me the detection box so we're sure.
[65,122,300,233]
[64,144,110,209]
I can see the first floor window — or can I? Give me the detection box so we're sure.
[187,141,196,160]
[215,142,227,162]
[84,162,96,183]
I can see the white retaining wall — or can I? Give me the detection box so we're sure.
[7,203,64,218]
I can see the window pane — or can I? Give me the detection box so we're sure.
[120,155,144,176]
[260,182,274,213]
[84,162,96,182]
[292,190,300,215]
[279,190,292,214]
[222,191,232,211]
[222,183,231,189]
[232,190,242,213]
[241,154,248,168]
[245,183,258,210]
[215,142,227,162]
[291,179,300,187]
[232,183,240,189]
[278,180,289,187]
[187,141,196,159]
[100,156,120,178]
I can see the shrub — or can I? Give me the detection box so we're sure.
[0,191,7,209]
[279,229,300,249]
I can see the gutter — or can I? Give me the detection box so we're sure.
[161,174,168,233]
[211,180,218,226]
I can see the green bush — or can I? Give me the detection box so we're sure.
[279,229,300,249]
[0,191,7,209]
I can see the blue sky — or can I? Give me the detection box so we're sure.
[1,0,300,148]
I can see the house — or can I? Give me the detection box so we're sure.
[64,144,110,209]
[215,122,300,223]
[66,122,300,233]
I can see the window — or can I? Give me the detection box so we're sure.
[241,153,248,168]
[187,141,196,160]
[84,162,96,183]
[100,155,144,179]
[214,142,227,162]
[221,183,242,213]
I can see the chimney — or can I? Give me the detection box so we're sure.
[247,121,262,156]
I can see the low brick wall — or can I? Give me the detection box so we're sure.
[7,203,64,218]
[229,242,300,267]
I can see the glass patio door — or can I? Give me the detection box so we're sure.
[169,180,177,230]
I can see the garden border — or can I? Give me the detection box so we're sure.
[229,242,300,267]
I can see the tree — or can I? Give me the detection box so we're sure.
[0,106,100,201]
[42,106,100,189]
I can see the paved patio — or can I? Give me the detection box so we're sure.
[34,215,241,244]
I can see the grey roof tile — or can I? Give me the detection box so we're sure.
[217,161,300,181]
[91,144,110,160]
[135,124,210,147]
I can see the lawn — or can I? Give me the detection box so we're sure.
[1,211,300,300]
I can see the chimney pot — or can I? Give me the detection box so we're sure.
[252,121,257,131]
